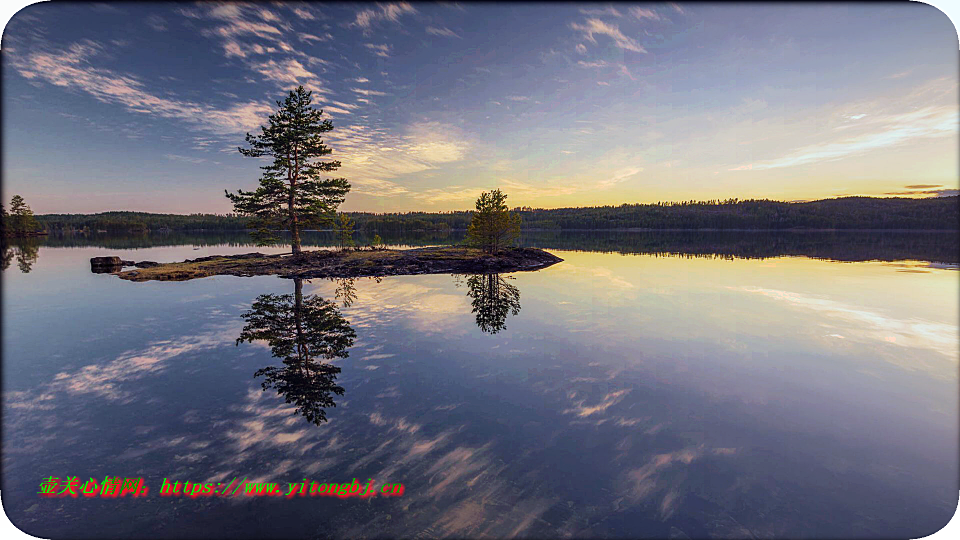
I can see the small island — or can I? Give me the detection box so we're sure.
[101,246,563,282]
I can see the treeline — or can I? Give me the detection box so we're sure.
[35,196,958,232]
[36,211,253,232]
[511,196,959,230]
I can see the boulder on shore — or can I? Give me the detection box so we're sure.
[91,256,123,274]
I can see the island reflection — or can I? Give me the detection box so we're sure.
[236,277,356,425]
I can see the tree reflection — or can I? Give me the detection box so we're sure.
[0,240,39,273]
[329,276,382,308]
[237,278,356,425]
[457,273,522,334]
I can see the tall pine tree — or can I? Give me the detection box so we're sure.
[227,86,350,255]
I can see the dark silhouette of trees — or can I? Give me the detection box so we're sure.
[227,86,350,255]
[457,273,522,334]
[32,197,959,234]
[236,278,356,425]
[467,190,521,254]
[2,195,40,237]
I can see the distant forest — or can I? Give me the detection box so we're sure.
[35,196,959,232]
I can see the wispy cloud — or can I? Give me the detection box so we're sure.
[570,18,646,53]
[145,14,167,31]
[351,87,389,96]
[629,7,662,21]
[577,60,609,68]
[364,43,392,57]
[747,107,958,170]
[351,2,417,31]
[9,40,273,135]
[426,26,460,38]
[164,154,207,164]
[248,58,327,91]
[884,186,958,197]
[596,167,642,189]
[579,6,622,17]
[299,32,332,43]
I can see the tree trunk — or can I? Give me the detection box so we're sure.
[288,149,301,256]
[293,278,307,362]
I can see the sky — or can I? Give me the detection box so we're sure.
[2,2,958,214]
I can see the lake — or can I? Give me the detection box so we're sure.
[3,231,957,539]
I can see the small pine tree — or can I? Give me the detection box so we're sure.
[467,189,521,254]
[227,86,350,255]
[336,213,354,251]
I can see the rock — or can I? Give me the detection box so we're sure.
[91,256,122,267]
[134,261,160,268]
[91,256,124,273]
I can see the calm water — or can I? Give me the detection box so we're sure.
[3,232,958,539]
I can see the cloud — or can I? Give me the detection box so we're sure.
[350,178,409,196]
[579,7,622,17]
[299,32,332,43]
[145,14,167,31]
[905,184,942,189]
[426,26,460,38]
[570,18,646,53]
[884,188,959,197]
[291,7,316,20]
[9,40,273,135]
[164,154,208,164]
[577,60,609,68]
[885,70,912,80]
[352,2,416,30]
[351,87,389,96]
[629,7,661,20]
[575,43,587,54]
[596,167,642,189]
[748,107,958,170]
[411,187,486,204]
[249,58,327,90]
[364,43,392,57]
[506,95,530,101]
[351,77,370,83]
[324,121,470,197]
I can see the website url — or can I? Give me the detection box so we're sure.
[160,477,404,498]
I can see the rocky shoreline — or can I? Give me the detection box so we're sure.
[93,247,564,282]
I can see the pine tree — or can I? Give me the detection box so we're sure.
[467,189,521,254]
[227,86,350,255]
[7,195,38,236]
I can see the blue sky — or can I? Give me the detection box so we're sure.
[2,2,958,214]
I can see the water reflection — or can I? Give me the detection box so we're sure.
[40,229,960,264]
[236,278,356,425]
[1,239,39,273]
[456,273,522,334]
